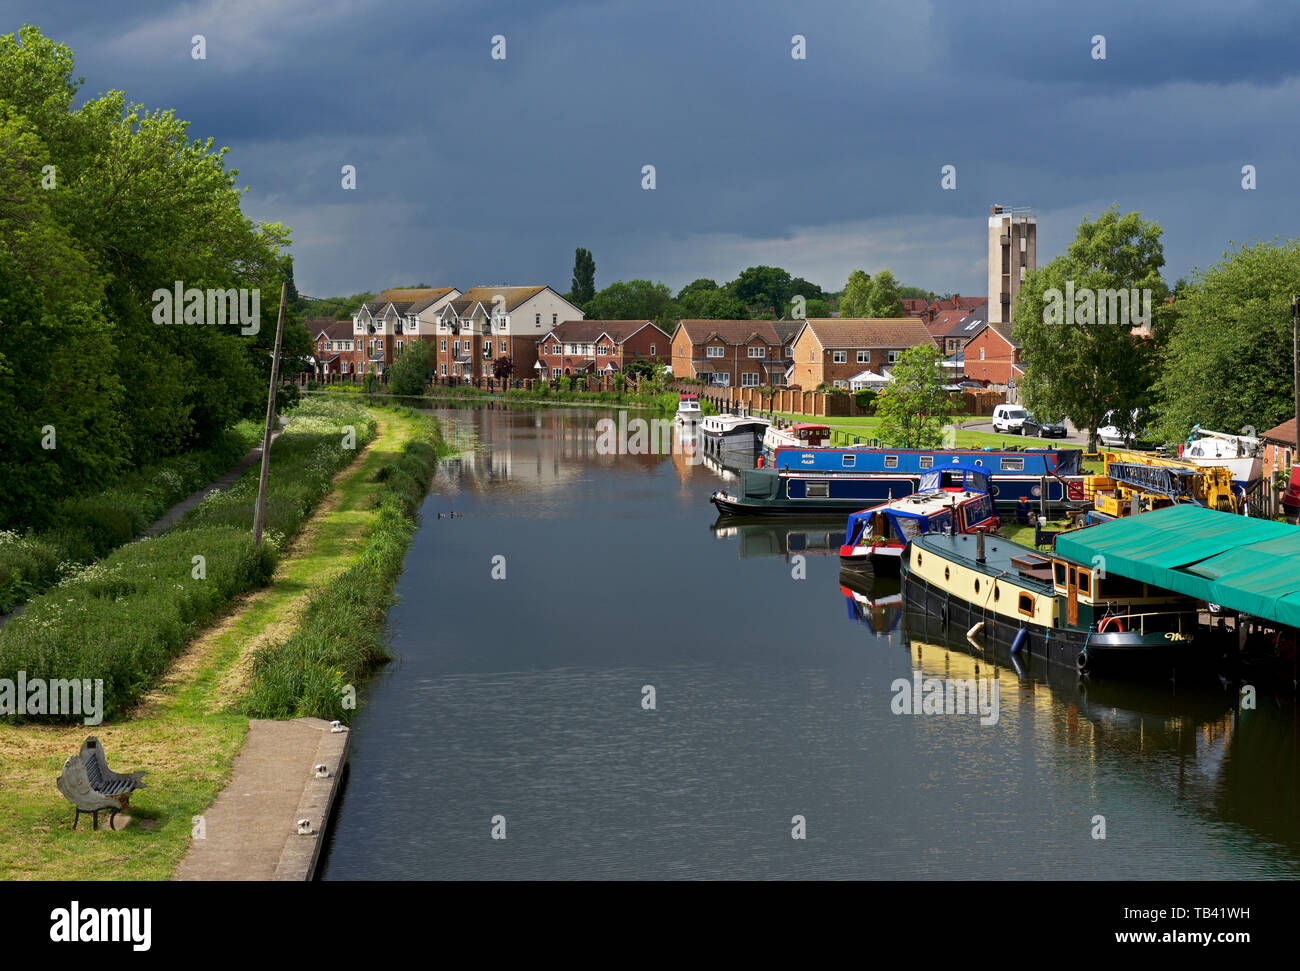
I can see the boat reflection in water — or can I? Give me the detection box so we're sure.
[710,517,845,560]
[840,568,903,637]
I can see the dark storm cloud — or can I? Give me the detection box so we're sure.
[7,0,1300,295]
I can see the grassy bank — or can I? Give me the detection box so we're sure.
[0,398,376,721]
[0,424,261,614]
[0,405,447,879]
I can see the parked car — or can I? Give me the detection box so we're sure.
[991,404,1030,434]
[1023,415,1067,439]
[1096,408,1148,448]
[1283,466,1300,522]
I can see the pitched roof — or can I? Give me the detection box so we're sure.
[676,319,785,345]
[925,309,969,340]
[543,320,663,344]
[307,318,353,341]
[969,319,1019,348]
[448,285,552,315]
[800,317,938,349]
[771,319,803,344]
[1261,418,1297,446]
[377,287,457,310]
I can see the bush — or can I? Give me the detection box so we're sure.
[246,415,445,721]
[855,389,877,411]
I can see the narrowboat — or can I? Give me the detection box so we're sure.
[675,393,703,424]
[899,531,1212,678]
[709,448,1086,516]
[701,413,771,455]
[761,422,831,458]
[839,464,997,571]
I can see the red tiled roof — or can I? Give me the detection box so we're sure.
[1261,418,1297,446]
[800,317,939,349]
[676,319,784,345]
[542,320,664,344]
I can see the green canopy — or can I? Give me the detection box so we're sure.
[1054,505,1300,627]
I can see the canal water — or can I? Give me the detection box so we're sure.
[320,403,1300,879]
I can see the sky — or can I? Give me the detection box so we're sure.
[8,0,1300,300]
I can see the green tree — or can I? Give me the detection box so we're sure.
[839,269,873,316]
[585,280,678,330]
[1012,206,1170,451]
[874,344,955,447]
[387,341,432,396]
[570,247,596,308]
[1154,240,1300,443]
[729,265,793,316]
[679,286,748,319]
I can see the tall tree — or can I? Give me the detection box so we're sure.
[729,265,793,316]
[585,279,677,327]
[1012,206,1171,451]
[875,344,955,447]
[1154,240,1300,443]
[570,247,596,308]
[838,269,873,317]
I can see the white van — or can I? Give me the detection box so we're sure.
[991,404,1029,434]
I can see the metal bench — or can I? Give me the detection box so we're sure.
[55,737,148,831]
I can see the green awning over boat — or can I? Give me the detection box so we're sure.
[1053,505,1300,627]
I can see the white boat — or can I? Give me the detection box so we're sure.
[761,421,832,458]
[700,413,771,453]
[675,393,703,424]
[1182,427,1261,485]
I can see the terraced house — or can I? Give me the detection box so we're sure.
[786,318,937,389]
[670,319,800,387]
[308,318,356,381]
[535,320,671,378]
[431,285,584,379]
[351,287,461,378]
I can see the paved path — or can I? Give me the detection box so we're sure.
[174,718,348,881]
[140,418,287,539]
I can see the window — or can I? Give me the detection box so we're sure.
[1002,458,1024,471]
[536,314,541,325]
[741,372,759,387]
[833,380,848,389]
[706,345,724,358]
[551,367,561,379]
[500,340,507,353]
[785,345,793,357]
[551,344,560,354]
[857,350,870,363]
[440,339,447,351]
[1078,571,1090,595]
[888,351,899,364]
[833,351,847,364]
[884,456,899,469]
[842,454,856,468]
[809,349,815,362]
[453,340,460,353]
[396,340,404,351]
[552,313,557,325]
[440,364,446,376]
[597,345,607,355]
[979,348,985,361]
[1018,593,1034,617]
[806,482,829,498]
[748,346,766,358]
[483,341,492,357]
[919,456,934,469]
[566,344,576,354]
[649,345,656,355]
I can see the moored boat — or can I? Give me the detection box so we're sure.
[701,413,771,454]
[899,530,1214,678]
[675,393,703,424]
[1181,427,1261,487]
[762,422,831,457]
[839,464,998,571]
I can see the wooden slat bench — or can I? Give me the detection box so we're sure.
[55,737,148,831]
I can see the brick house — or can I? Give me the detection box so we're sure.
[350,287,461,378]
[308,318,356,381]
[786,318,937,389]
[961,319,1024,389]
[1261,418,1296,482]
[431,285,584,380]
[535,320,671,379]
[670,319,795,387]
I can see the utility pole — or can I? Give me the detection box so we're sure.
[253,281,288,547]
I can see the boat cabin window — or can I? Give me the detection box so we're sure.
[1018,593,1034,616]
[1002,457,1024,471]
[1076,570,1091,596]
[919,456,934,469]
[884,456,899,469]
[1053,561,1066,590]
[842,454,856,468]
[806,482,829,498]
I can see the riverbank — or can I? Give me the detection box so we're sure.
[0,405,446,880]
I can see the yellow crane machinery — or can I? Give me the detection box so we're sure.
[1083,449,1240,517]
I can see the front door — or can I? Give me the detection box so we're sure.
[1066,566,1079,627]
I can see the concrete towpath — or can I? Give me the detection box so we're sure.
[174,717,349,881]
